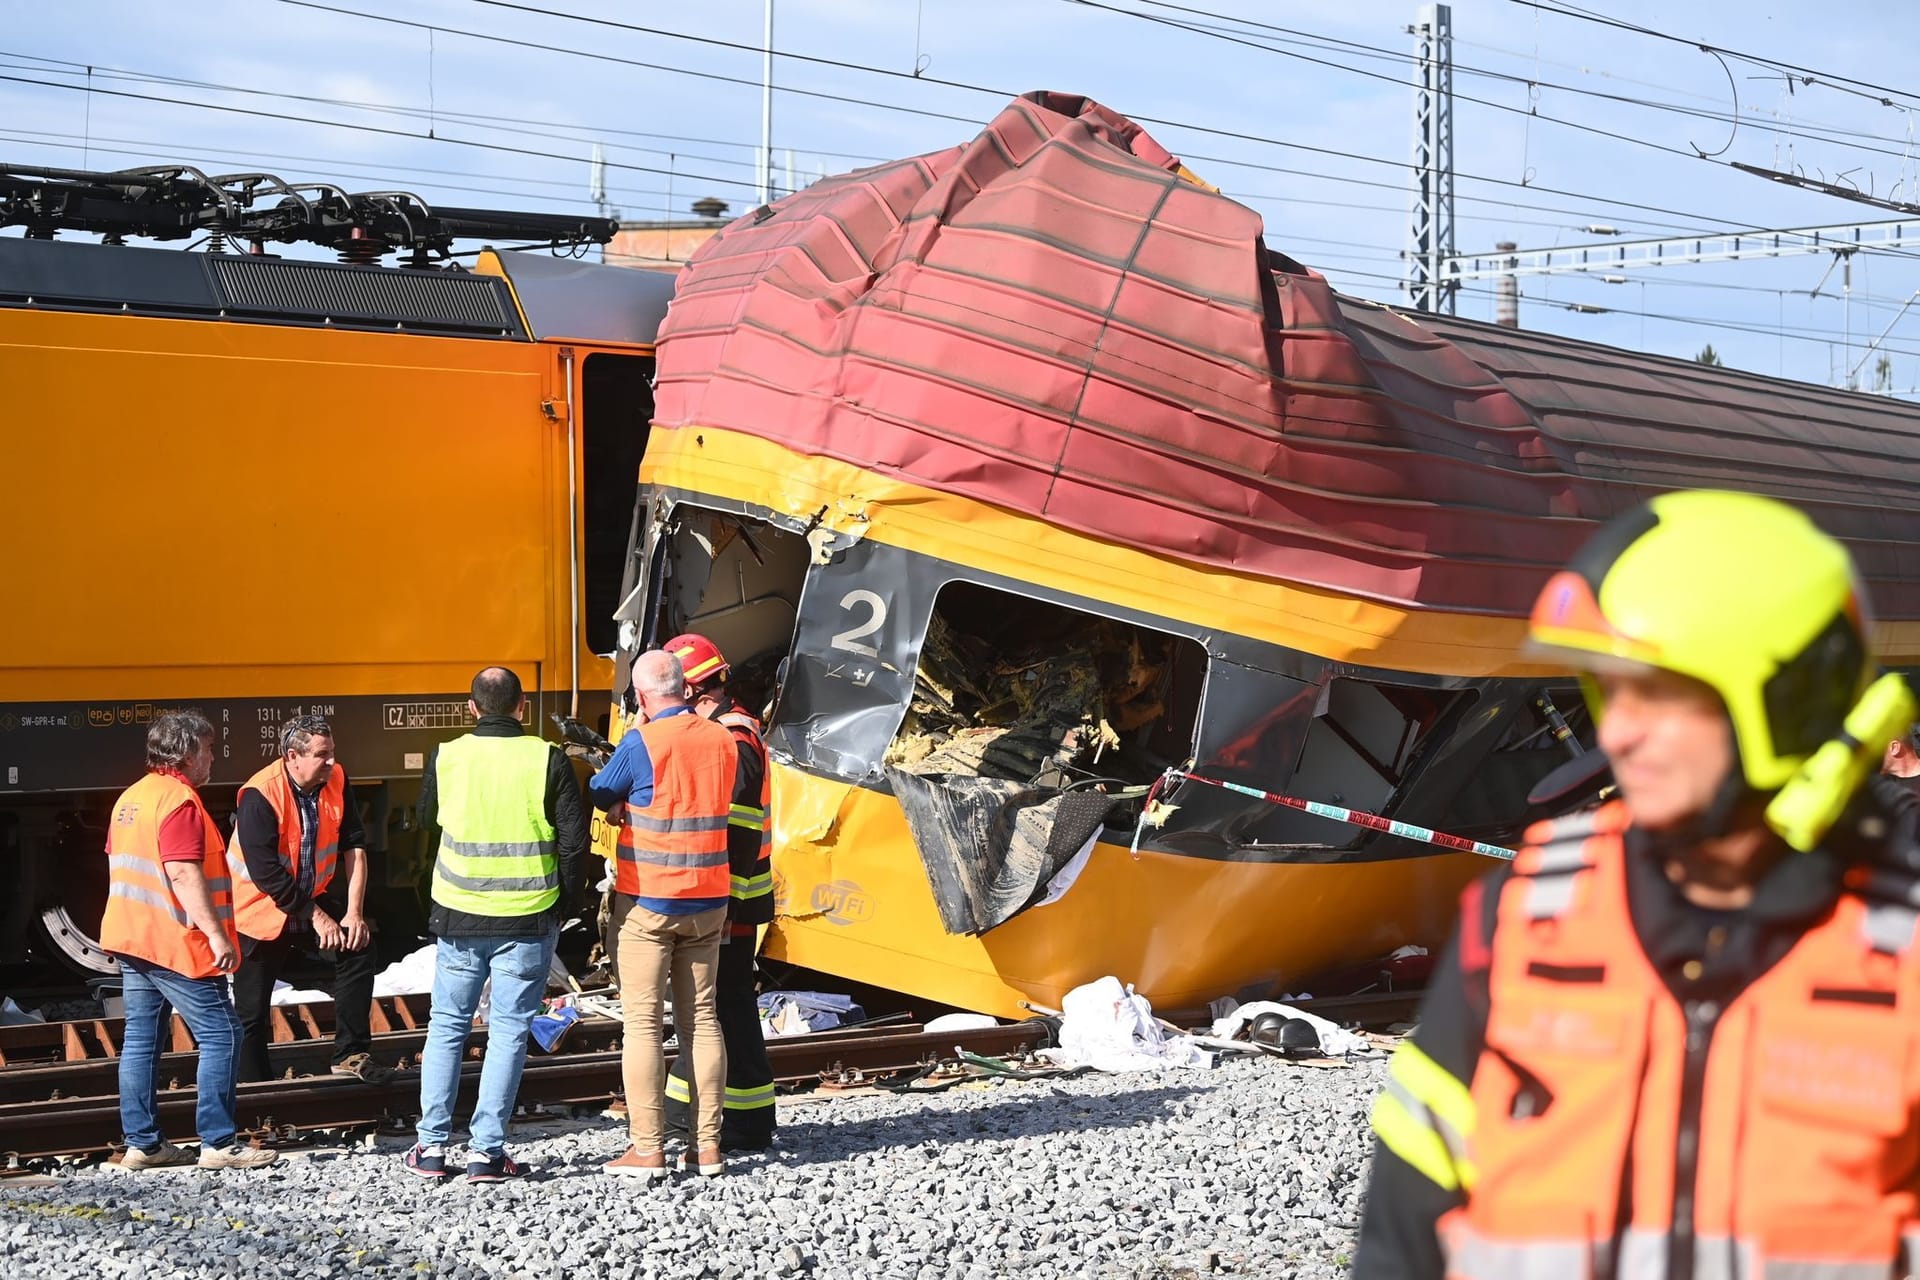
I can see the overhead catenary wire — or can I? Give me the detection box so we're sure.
[0,71,764,195]
[0,55,1630,238]
[0,51,899,168]
[6,71,1911,366]
[1088,0,1920,162]
[1323,265,1920,362]
[1514,0,1920,114]
[264,0,1920,243]
[33,0,1912,257]
[461,0,1920,167]
[7,3,1913,370]
[0,43,1774,247]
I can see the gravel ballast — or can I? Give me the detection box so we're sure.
[0,1055,1384,1279]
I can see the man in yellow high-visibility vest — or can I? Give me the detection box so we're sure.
[404,667,588,1184]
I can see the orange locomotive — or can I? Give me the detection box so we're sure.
[0,164,670,973]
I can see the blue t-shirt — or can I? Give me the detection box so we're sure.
[587,705,726,916]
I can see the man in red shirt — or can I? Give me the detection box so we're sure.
[103,710,278,1170]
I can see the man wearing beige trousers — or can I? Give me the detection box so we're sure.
[588,649,738,1179]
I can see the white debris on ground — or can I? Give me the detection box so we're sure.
[1207,1001,1374,1060]
[0,1054,1385,1279]
[1039,976,1213,1073]
[370,944,441,998]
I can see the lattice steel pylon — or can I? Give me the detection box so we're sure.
[1407,3,1457,314]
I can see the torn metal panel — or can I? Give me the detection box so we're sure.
[888,768,1117,935]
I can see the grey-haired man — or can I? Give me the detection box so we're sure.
[228,713,385,1083]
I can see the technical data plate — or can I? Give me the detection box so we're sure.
[0,693,489,795]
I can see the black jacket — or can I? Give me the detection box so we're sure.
[714,694,772,925]
[416,716,589,938]
[1353,788,1915,1279]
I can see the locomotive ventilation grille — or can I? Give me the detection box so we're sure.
[208,257,522,336]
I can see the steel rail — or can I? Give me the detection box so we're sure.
[0,1020,630,1105]
[0,1022,1049,1159]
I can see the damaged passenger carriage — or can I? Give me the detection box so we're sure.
[606,92,1920,1019]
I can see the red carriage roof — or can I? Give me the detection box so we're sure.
[651,91,1920,621]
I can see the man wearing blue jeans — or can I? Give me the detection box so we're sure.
[105,710,278,1170]
[407,668,587,1183]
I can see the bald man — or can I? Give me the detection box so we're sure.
[590,649,738,1179]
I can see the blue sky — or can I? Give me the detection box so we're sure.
[5,0,1919,392]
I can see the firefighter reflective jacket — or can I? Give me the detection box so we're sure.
[614,713,735,902]
[1371,801,1920,1279]
[100,771,238,979]
[430,734,560,918]
[228,762,345,941]
[717,708,774,931]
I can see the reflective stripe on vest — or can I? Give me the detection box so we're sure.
[1441,1220,1905,1280]
[100,771,238,979]
[228,762,346,942]
[717,710,774,914]
[665,1073,777,1112]
[431,733,559,917]
[614,714,735,902]
[1371,1039,1478,1194]
[1434,800,1920,1280]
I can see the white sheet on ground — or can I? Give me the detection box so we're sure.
[1036,976,1210,1072]
[1209,1000,1374,1058]
[372,943,439,998]
[924,1012,999,1033]
[268,980,331,1007]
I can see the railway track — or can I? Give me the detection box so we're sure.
[0,989,1418,1162]
[0,1021,1050,1160]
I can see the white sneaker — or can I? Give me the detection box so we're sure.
[197,1143,280,1170]
[120,1142,197,1171]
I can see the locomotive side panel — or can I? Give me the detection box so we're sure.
[0,308,572,970]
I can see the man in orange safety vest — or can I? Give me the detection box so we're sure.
[1358,491,1920,1279]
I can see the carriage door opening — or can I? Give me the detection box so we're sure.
[886,581,1206,793]
[581,353,654,657]
[654,506,811,721]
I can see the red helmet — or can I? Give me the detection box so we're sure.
[663,633,729,689]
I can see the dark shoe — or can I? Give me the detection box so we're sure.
[404,1144,449,1179]
[721,1127,775,1153]
[602,1146,669,1181]
[331,1052,394,1084]
[466,1151,527,1183]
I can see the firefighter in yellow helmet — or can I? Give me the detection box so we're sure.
[1355,490,1920,1280]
